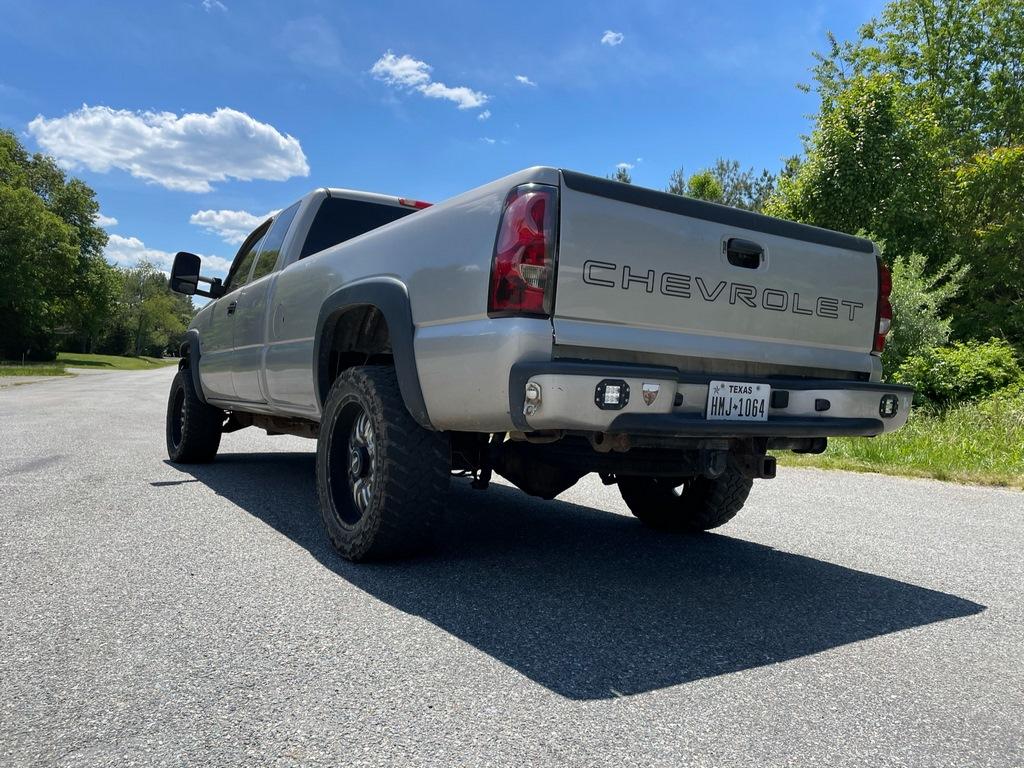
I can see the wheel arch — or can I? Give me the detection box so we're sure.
[178,328,208,404]
[314,280,433,429]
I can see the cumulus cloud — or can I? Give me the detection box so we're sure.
[189,208,277,245]
[480,137,496,145]
[514,75,537,87]
[477,110,491,121]
[105,234,232,275]
[95,213,118,228]
[616,162,634,170]
[371,51,489,111]
[202,0,227,12]
[28,105,309,193]
[601,30,624,46]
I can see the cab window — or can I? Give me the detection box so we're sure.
[300,198,414,259]
[250,202,301,282]
[225,222,270,292]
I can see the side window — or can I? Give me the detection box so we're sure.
[225,224,270,292]
[250,202,301,282]
[300,197,414,259]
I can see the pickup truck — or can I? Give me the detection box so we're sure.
[166,167,912,561]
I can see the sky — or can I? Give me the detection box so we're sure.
[0,0,884,278]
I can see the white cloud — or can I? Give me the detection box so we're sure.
[514,75,537,87]
[190,208,277,245]
[477,110,491,121]
[601,30,624,46]
[95,213,118,228]
[418,82,488,109]
[371,51,489,111]
[371,52,432,88]
[202,0,227,12]
[616,162,634,170]
[105,234,232,275]
[480,137,496,145]
[28,105,309,193]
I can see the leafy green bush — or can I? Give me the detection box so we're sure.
[895,339,1022,406]
[883,248,965,374]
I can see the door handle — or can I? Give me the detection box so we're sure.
[725,238,764,269]
[226,300,238,315]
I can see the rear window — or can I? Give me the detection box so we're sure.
[300,197,414,259]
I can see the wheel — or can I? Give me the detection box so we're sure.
[316,366,451,561]
[617,469,753,532]
[166,368,223,463]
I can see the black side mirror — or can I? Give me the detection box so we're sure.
[169,251,225,299]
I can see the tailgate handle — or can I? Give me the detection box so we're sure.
[725,238,763,269]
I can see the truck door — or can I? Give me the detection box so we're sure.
[230,202,301,403]
[199,225,267,401]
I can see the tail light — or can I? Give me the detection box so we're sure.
[873,259,893,354]
[488,183,558,316]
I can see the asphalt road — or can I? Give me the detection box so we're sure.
[1,368,1022,767]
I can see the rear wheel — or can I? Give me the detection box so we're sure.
[618,469,753,532]
[166,368,223,463]
[316,366,450,561]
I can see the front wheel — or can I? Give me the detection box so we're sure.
[618,469,753,532]
[166,368,223,463]
[316,366,451,562]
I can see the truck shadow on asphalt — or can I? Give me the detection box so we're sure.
[168,452,985,701]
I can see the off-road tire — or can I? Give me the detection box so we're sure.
[618,469,753,532]
[316,366,450,562]
[166,368,223,463]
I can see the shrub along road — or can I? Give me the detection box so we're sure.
[1,369,1022,766]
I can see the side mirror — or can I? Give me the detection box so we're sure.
[169,251,225,299]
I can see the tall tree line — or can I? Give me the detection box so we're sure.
[0,130,193,360]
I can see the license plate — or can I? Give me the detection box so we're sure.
[706,380,770,422]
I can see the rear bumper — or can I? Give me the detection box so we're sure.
[509,361,913,438]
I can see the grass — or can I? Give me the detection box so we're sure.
[0,361,70,377]
[0,352,176,377]
[778,394,1024,489]
[57,352,176,370]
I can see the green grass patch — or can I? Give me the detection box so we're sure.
[778,393,1024,488]
[57,352,176,370]
[0,361,69,377]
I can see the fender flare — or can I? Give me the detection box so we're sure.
[313,280,433,430]
[178,328,208,404]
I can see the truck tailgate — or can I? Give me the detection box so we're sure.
[553,171,880,374]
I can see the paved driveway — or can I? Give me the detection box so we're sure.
[1,368,1021,766]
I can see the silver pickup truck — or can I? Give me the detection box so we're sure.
[166,167,912,561]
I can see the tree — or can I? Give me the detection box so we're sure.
[667,160,775,211]
[685,171,724,203]
[765,74,949,262]
[884,247,966,372]
[0,185,77,359]
[0,129,115,357]
[808,0,1024,156]
[947,145,1024,342]
[114,263,192,357]
[609,166,633,184]
[784,0,1024,347]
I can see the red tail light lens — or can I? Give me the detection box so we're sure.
[873,259,893,354]
[488,184,558,316]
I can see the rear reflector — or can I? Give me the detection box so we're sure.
[873,259,893,354]
[488,183,558,316]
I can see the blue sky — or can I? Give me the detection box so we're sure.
[0,0,883,275]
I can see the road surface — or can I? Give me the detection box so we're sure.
[1,368,1021,767]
